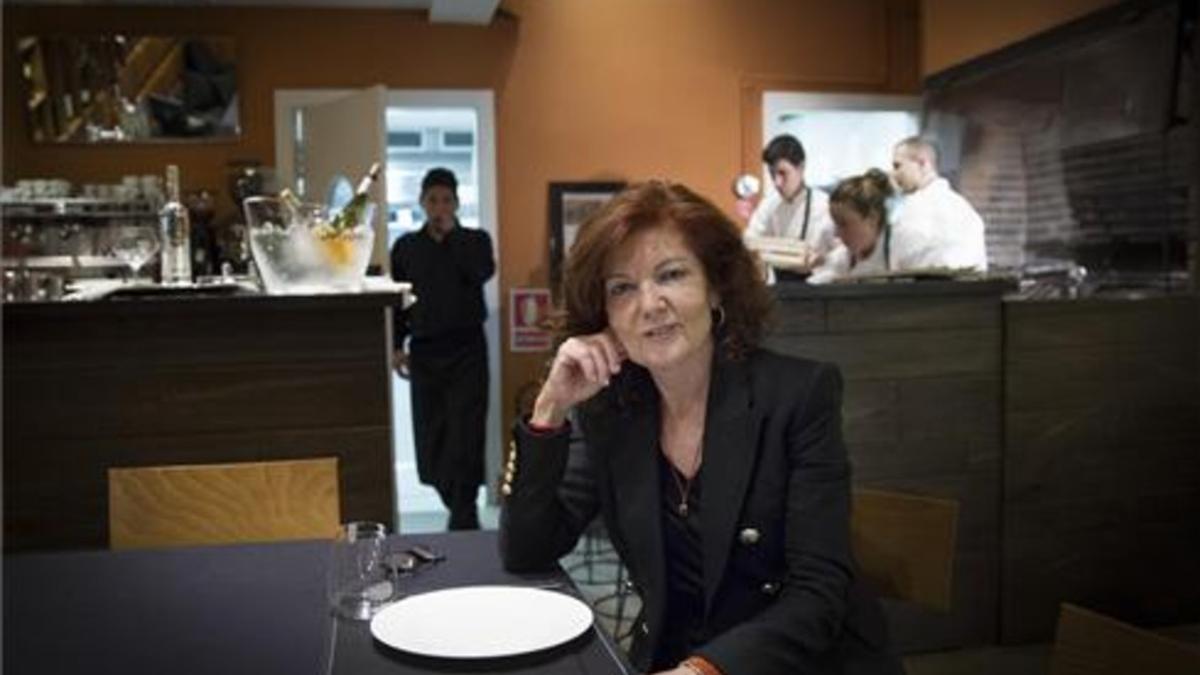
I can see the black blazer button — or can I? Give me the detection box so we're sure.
[760,581,780,596]
[639,621,650,635]
[738,527,761,545]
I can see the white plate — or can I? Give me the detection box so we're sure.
[370,585,593,659]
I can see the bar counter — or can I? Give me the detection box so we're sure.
[3,287,404,552]
[766,279,1200,648]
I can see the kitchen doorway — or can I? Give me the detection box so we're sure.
[384,90,500,532]
[274,88,501,533]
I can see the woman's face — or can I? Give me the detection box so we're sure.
[832,203,882,258]
[603,225,716,375]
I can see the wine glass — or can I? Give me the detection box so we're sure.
[107,224,160,283]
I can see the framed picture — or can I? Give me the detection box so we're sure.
[548,181,625,295]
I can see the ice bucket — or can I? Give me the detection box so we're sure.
[242,196,374,294]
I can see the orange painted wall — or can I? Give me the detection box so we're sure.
[921,0,1123,75]
[4,0,918,452]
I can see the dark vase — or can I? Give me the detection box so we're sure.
[228,161,265,213]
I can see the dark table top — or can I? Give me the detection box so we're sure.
[3,531,631,675]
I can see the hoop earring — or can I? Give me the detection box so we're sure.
[711,305,726,328]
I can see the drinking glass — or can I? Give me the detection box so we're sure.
[328,521,393,621]
[107,224,161,282]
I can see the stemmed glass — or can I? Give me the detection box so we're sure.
[106,224,160,283]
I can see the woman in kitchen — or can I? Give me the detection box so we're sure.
[499,180,900,675]
[808,168,945,284]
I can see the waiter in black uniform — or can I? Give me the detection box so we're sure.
[391,168,495,530]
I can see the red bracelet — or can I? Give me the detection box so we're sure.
[527,417,566,433]
[681,656,723,675]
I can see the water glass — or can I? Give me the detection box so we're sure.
[328,521,393,621]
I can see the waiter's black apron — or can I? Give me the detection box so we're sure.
[408,327,488,493]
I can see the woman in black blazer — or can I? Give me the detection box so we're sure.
[500,181,901,675]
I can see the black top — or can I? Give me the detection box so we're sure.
[390,221,495,348]
[657,453,706,667]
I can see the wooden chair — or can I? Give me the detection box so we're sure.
[850,487,960,612]
[108,457,341,550]
[1050,603,1200,675]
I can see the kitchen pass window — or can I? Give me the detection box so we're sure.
[763,92,922,192]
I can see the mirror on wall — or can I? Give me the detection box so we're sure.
[17,34,240,143]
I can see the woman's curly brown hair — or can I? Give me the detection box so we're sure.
[560,180,773,360]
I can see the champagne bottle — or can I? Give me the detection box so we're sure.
[278,187,302,222]
[159,164,192,285]
[330,162,381,232]
[278,187,302,210]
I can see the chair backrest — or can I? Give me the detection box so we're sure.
[1050,603,1200,675]
[108,457,341,550]
[850,487,959,612]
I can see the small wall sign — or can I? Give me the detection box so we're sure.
[509,287,553,352]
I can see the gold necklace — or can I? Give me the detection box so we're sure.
[668,446,703,517]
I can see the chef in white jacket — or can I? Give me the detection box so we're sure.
[808,169,949,284]
[889,136,988,271]
[744,134,837,276]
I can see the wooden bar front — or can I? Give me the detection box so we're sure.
[1002,296,1200,643]
[766,280,1006,652]
[3,291,400,552]
[766,281,1200,650]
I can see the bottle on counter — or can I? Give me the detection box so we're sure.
[185,188,217,278]
[329,162,381,232]
[278,187,303,221]
[159,164,193,285]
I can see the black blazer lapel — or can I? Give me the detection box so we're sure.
[587,370,667,636]
[700,353,764,614]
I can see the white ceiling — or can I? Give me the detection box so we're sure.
[10,0,501,24]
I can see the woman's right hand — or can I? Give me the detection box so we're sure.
[530,332,626,428]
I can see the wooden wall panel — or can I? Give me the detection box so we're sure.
[767,287,1200,649]
[771,299,826,334]
[773,330,1000,381]
[3,295,398,552]
[766,283,1005,652]
[6,364,387,439]
[826,296,1001,333]
[1002,297,1200,643]
[6,299,387,369]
